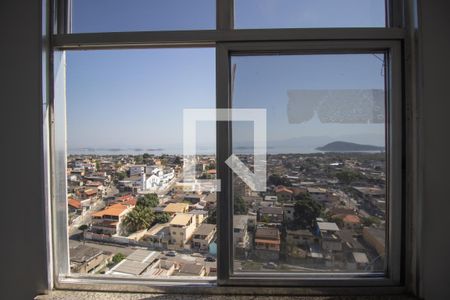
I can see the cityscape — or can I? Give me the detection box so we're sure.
[67,146,386,277]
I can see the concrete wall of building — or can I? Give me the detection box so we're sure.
[1,0,450,299]
[0,1,49,299]
[417,0,450,299]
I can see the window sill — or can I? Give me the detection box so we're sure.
[36,290,418,300]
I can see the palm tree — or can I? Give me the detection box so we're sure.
[122,206,154,233]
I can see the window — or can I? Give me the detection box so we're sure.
[71,0,215,33]
[49,0,405,292]
[232,53,388,274]
[234,0,387,29]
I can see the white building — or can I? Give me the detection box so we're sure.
[140,167,175,192]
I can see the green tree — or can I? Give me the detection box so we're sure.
[134,155,144,164]
[137,193,159,208]
[291,198,323,229]
[361,216,381,227]
[206,208,217,224]
[335,169,362,185]
[78,224,89,245]
[116,172,126,181]
[122,206,155,233]
[268,174,292,187]
[234,196,248,215]
[112,253,126,264]
[152,213,171,225]
[143,153,151,159]
[294,191,312,201]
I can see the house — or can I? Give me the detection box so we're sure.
[192,223,216,251]
[68,198,82,214]
[115,194,137,206]
[168,213,197,250]
[286,229,314,258]
[129,164,146,176]
[91,203,134,235]
[204,193,217,209]
[142,167,175,191]
[275,185,293,201]
[316,222,342,252]
[342,214,362,230]
[264,195,278,203]
[82,188,99,199]
[144,259,176,277]
[345,251,369,271]
[189,210,208,226]
[258,206,283,223]
[163,203,189,215]
[286,229,314,247]
[107,249,159,276]
[254,227,281,260]
[70,245,112,274]
[177,263,206,277]
[290,187,308,199]
[307,187,328,203]
[184,193,205,204]
[233,215,251,257]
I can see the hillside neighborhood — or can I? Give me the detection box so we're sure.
[67,151,386,277]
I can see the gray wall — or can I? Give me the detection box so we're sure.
[0,0,449,299]
[0,1,49,299]
[418,0,450,299]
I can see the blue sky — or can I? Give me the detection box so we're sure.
[67,1,386,152]
[72,0,385,32]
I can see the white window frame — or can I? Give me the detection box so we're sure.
[45,0,414,295]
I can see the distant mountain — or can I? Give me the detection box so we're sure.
[316,141,384,152]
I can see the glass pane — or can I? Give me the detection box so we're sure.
[231,53,387,274]
[66,49,218,278]
[234,0,386,29]
[71,0,215,33]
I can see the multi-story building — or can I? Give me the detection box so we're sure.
[91,203,134,235]
[168,213,197,250]
[191,223,216,251]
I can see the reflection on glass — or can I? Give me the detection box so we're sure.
[71,0,215,33]
[234,0,386,29]
[232,54,387,274]
[66,49,217,277]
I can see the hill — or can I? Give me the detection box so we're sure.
[316,141,384,152]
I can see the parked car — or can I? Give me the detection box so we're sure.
[262,262,277,269]
[205,256,216,262]
[165,251,177,257]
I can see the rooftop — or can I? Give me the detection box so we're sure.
[68,198,81,209]
[255,227,280,240]
[163,203,189,214]
[193,223,216,236]
[170,213,193,226]
[92,203,129,218]
[70,245,104,263]
[317,222,340,232]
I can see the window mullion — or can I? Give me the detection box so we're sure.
[216,43,233,283]
[217,0,234,31]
